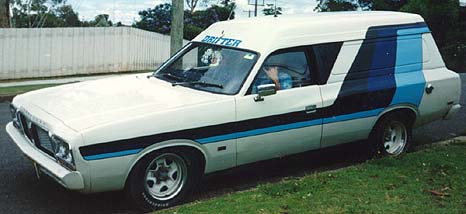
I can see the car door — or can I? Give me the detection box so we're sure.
[234,48,323,166]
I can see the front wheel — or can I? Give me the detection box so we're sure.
[369,113,412,156]
[126,148,203,211]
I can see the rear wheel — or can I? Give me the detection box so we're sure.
[126,148,203,211]
[370,113,412,156]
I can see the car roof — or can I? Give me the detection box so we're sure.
[193,11,426,53]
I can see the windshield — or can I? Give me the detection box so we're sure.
[154,43,258,95]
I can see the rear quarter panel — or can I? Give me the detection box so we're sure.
[416,33,462,126]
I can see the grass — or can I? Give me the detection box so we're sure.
[156,140,466,214]
[0,84,63,96]
[0,70,152,83]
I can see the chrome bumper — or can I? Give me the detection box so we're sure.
[6,122,84,190]
[444,104,461,120]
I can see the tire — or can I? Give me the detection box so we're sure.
[126,148,203,212]
[369,112,413,157]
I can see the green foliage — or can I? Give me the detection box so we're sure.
[10,0,82,27]
[0,84,64,95]
[400,0,459,46]
[315,0,358,12]
[399,0,465,72]
[133,3,235,40]
[358,0,407,11]
[263,4,282,16]
[133,3,171,34]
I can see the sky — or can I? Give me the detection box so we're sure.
[67,0,318,25]
[67,0,466,25]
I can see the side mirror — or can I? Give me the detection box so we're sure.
[254,84,277,102]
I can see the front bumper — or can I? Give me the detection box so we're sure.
[6,122,84,190]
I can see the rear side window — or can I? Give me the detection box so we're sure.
[249,50,312,94]
[311,42,343,84]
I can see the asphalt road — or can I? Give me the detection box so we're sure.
[1,74,465,214]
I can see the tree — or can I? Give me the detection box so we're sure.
[401,0,464,71]
[55,4,80,27]
[10,0,82,27]
[186,0,200,13]
[94,14,112,27]
[315,0,407,11]
[133,3,172,34]
[263,3,282,16]
[134,3,235,40]
[0,0,10,27]
[357,0,407,11]
[315,0,358,12]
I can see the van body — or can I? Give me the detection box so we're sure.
[6,12,462,210]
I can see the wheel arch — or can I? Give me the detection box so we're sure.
[374,104,419,134]
[123,139,208,190]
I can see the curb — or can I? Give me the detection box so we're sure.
[0,94,15,103]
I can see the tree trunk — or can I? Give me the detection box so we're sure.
[0,0,10,28]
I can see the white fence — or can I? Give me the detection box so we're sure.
[0,27,188,80]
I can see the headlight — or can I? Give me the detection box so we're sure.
[9,103,20,129]
[50,134,75,171]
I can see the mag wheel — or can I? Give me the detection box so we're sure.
[370,113,412,157]
[127,148,202,211]
[144,153,188,201]
[382,121,408,155]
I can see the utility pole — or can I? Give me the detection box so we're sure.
[248,0,264,17]
[0,0,10,28]
[254,0,257,17]
[170,0,184,57]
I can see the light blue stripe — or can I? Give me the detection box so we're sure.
[391,32,426,107]
[84,148,143,161]
[197,119,322,144]
[322,108,383,124]
[397,27,430,36]
[198,108,383,144]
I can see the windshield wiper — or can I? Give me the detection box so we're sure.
[160,73,183,82]
[172,81,224,89]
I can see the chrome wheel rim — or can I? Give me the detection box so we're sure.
[383,121,407,155]
[144,153,188,201]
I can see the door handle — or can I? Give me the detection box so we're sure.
[305,105,317,114]
[425,84,434,94]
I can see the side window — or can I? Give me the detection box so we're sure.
[311,42,343,85]
[250,50,311,94]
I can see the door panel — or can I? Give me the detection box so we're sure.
[235,86,323,165]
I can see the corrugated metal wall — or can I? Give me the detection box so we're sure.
[0,27,188,80]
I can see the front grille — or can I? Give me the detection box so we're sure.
[18,112,56,157]
[18,113,33,143]
[36,127,55,155]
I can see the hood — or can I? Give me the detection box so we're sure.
[15,74,223,131]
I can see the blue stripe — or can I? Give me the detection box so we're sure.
[397,27,430,36]
[391,31,426,107]
[82,109,383,160]
[197,108,383,144]
[322,108,383,124]
[196,119,322,144]
[84,148,143,160]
